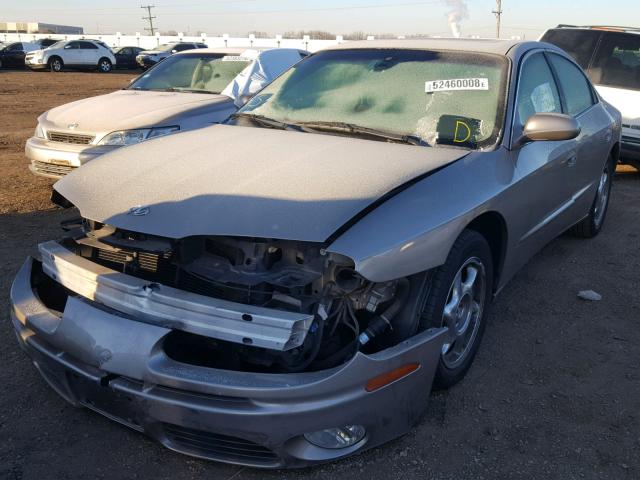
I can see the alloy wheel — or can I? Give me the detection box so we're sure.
[441,257,487,369]
[593,164,611,228]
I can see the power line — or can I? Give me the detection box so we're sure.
[141,5,157,35]
[492,0,503,38]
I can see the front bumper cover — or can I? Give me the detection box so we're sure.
[26,137,117,179]
[10,255,447,468]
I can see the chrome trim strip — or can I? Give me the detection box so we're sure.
[520,183,593,241]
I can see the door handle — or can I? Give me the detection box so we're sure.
[565,153,577,167]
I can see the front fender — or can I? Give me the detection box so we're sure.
[327,149,516,282]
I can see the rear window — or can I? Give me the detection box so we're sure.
[79,41,98,50]
[590,32,640,90]
[541,29,601,68]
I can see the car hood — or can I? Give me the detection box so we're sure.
[54,124,470,242]
[596,85,640,126]
[40,89,232,132]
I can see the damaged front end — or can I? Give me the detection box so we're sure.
[11,217,447,467]
[49,219,425,374]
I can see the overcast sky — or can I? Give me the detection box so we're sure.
[3,0,638,38]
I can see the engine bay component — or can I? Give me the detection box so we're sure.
[53,222,422,373]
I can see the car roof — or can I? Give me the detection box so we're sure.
[323,38,525,55]
[174,47,248,56]
[174,46,306,56]
[550,24,640,35]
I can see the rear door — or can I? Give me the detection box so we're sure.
[546,52,609,211]
[78,41,99,65]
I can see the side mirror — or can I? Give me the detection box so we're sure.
[515,113,580,148]
[171,49,178,54]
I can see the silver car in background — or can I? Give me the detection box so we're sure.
[11,39,620,468]
[26,47,308,178]
[135,41,208,68]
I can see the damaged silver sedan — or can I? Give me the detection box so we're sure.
[11,39,621,468]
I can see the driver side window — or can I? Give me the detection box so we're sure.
[515,53,562,130]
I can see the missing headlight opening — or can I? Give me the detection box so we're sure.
[56,221,422,374]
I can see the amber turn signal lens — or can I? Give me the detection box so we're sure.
[365,363,420,392]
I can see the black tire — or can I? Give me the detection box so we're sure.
[97,58,112,73]
[48,57,63,72]
[571,155,615,238]
[418,230,494,389]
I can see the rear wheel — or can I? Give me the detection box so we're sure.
[48,57,63,72]
[418,230,493,389]
[571,156,614,238]
[97,58,112,73]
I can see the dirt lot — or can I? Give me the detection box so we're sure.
[0,70,639,480]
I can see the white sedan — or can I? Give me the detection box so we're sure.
[26,47,308,178]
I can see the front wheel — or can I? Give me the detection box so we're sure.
[97,58,112,73]
[571,156,614,238]
[48,57,63,72]
[419,230,494,389]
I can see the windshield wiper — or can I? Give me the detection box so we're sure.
[297,121,430,147]
[230,113,304,132]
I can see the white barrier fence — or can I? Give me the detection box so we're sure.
[0,32,348,52]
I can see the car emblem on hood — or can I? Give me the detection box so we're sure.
[128,205,150,216]
[68,123,79,130]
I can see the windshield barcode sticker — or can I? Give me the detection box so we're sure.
[425,78,489,93]
[222,56,252,62]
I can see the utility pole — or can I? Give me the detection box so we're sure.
[141,5,156,36]
[493,0,503,39]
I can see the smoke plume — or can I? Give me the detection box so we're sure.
[444,0,469,38]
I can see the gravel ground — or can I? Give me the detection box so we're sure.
[0,70,639,480]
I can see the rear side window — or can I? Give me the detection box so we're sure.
[79,41,98,50]
[548,54,595,116]
[540,29,601,68]
[590,32,640,90]
[515,52,562,128]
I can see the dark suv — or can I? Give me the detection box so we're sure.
[541,25,640,167]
